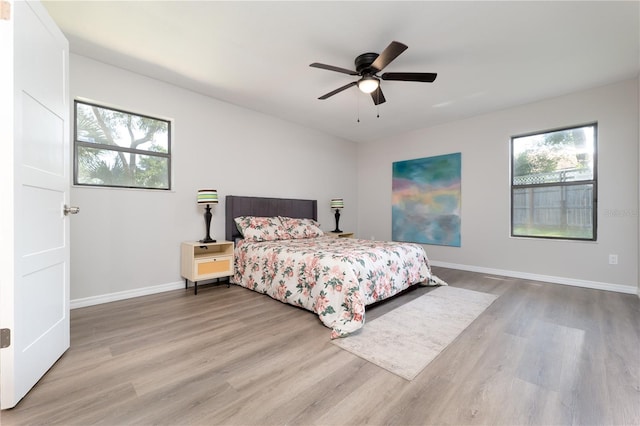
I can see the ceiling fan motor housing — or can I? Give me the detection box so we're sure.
[355,52,379,74]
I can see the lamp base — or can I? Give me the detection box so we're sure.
[201,204,216,243]
[333,208,342,233]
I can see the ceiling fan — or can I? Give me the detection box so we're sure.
[310,41,437,105]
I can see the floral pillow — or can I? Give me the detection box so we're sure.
[234,216,288,242]
[279,216,324,239]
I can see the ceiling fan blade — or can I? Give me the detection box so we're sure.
[310,62,358,75]
[370,87,386,105]
[318,81,357,100]
[381,72,437,83]
[370,41,408,72]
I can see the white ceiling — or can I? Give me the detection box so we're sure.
[43,1,639,143]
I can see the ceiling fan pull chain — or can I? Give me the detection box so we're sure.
[357,93,360,123]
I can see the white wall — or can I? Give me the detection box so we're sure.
[70,54,357,304]
[358,79,639,293]
[70,54,638,302]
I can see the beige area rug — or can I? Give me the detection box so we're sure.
[332,286,499,380]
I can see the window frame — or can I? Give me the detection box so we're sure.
[510,123,598,241]
[73,100,172,190]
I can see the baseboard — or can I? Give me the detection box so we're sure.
[70,262,637,310]
[70,281,185,309]
[430,261,638,295]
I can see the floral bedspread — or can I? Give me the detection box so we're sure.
[233,236,434,338]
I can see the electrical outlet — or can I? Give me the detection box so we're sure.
[609,254,618,265]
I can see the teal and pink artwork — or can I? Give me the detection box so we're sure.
[392,153,461,246]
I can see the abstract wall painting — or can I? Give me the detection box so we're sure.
[392,153,461,247]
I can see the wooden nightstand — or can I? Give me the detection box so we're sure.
[326,231,355,238]
[181,241,234,294]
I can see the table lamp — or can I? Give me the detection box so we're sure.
[330,198,344,233]
[197,189,218,243]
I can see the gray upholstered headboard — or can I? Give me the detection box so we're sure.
[225,195,318,242]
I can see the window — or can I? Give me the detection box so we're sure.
[74,101,171,190]
[511,123,597,240]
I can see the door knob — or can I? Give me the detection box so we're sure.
[63,205,80,215]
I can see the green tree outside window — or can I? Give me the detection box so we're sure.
[75,101,171,190]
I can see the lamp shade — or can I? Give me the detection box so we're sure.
[197,189,218,204]
[330,198,344,209]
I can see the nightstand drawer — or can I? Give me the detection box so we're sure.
[196,257,232,276]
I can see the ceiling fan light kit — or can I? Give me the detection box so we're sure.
[357,76,379,94]
[310,41,437,105]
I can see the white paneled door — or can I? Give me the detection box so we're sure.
[0,0,71,409]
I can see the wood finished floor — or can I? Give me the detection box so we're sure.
[2,267,639,426]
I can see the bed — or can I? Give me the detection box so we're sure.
[226,195,441,338]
